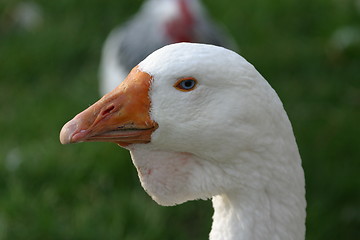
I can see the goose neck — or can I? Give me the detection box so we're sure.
[209,185,305,240]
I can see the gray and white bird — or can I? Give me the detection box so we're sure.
[99,0,236,95]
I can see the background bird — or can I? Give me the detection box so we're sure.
[99,0,236,95]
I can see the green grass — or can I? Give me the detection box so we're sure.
[0,0,359,239]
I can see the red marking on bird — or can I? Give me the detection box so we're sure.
[165,0,195,42]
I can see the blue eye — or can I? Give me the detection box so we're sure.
[174,78,197,91]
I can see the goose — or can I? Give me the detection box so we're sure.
[99,0,236,95]
[60,43,306,240]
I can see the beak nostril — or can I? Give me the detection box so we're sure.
[101,105,115,116]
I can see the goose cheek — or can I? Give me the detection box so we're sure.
[130,149,196,206]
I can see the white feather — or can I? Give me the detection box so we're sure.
[126,43,306,240]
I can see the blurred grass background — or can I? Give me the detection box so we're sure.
[0,0,359,239]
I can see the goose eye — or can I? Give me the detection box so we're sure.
[174,78,197,91]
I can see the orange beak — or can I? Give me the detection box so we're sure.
[59,66,158,147]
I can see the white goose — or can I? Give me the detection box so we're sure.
[99,0,236,95]
[60,43,306,240]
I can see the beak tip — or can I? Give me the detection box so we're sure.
[59,120,78,144]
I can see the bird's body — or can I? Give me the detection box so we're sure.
[99,0,236,95]
[61,43,306,240]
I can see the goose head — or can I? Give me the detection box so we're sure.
[60,43,305,239]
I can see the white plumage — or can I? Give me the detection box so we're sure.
[99,0,236,95]
[61,43,306,240]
